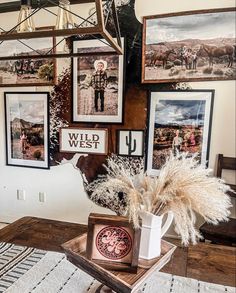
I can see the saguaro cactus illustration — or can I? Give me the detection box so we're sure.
[125,131,136,155]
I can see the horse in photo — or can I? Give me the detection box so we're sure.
[200,44,235,67]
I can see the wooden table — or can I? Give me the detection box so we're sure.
[0,216,235,287]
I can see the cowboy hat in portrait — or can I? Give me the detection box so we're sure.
[94,59,108,71]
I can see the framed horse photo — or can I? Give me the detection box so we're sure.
[142,7,236,83]
[0,27,56,87]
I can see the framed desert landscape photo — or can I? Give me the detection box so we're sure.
[72,38,124,123]
[0,27,56,87]
[4,92,50,169]
[86,213,141,273]
[146,90,214,176]
[142,8,236,83]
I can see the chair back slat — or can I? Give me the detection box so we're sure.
[200,154,236,246]
[216,154,236,178]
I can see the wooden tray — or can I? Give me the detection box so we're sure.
[62,233,176,293]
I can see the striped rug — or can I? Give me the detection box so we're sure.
[0,242,235,293]
[0,242,46,292]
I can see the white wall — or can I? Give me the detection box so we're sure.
[0,1,235,236]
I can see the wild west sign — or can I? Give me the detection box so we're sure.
[60,128,108,155]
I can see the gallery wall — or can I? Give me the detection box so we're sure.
[0,0,235,237]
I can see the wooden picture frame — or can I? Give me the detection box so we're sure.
[146,90,214,176]
[86,213,141,273]
[4,92,50,169]
[142,7,236,83]
[0,26,57,87]
[117,129,144,157]
[59,127,108,155]
[72,38,125,123]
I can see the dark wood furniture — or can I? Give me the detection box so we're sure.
[216,154,236,198]
[62,233,176,293]
[200,154,236,246]
[0,216,235,287]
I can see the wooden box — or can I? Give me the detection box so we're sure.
[62,233,176,293]
[86,213,141,273]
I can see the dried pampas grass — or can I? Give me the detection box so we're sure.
[86,156,144,218]
[87,153,232,245]
[155,153,232,244]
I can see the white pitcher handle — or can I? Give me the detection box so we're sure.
[161,211,174,238]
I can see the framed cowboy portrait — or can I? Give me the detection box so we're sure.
[72,38,125,123]
[146,90,214,176]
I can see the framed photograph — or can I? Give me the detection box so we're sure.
[146,90,214,176]
[4,92,50,169]
[86,213,141,273]
[72,38,124,123]
[60,127,108,155]
[117,129,144,157]
[0,27,56,87]
[142,8,236,83]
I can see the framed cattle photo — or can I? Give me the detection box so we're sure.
[142,7,236,83]
[0,27,56,87]
[86,213,141,273]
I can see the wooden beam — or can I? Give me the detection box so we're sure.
[102,29,123,55]
[0,29,122,55]
[111,0,121,48]
[0,50,118,61]
[0,0,95,14]
[95,0,104,30]
[0,26,101,41]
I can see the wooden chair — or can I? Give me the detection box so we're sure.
[200,154,236,246]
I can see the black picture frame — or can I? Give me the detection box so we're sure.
[146,89,215,176]
[71,37,125,124]
[4,91,50,169]
[117,129,145,157]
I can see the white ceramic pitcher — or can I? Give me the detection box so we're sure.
[139,210,174,260]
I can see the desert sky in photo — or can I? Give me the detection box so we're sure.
[10,100,44,124]
[0,38,52,57]
[146,11,236,44]
[155,100,206,126]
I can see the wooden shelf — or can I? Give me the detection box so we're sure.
[62,233,177,293]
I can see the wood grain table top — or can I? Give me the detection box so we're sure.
[0,216,235,287]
